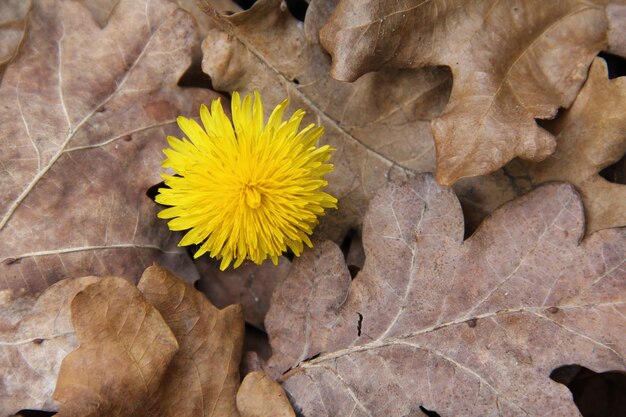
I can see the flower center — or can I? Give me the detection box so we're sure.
[243,183,262,209]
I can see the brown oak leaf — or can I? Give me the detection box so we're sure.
[236,371,295,417]
[506,57,626,235]
[455,56,625,237]
[53,276,179,417]
[0,276,98,415]
[265,174,625,416]
[0,0,218,298]
[137,265,245,417]
[201,0,452,242]
[321,0,610,185]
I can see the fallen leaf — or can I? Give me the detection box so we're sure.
[507,57,626,235]
[455,57,626,237]
[0,276,98,415]
[0,0,217,298]
[196,256,291,330]
[137,265,245,417]
[201,0,451,241]
[236,371,295,417]
[265,174,625,416]
[321,0,610,185]
[607,4,626,57]
[53,276,179,417]
[0,0,29,77]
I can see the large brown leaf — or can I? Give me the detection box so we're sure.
[265,174,625,416]
[53,276,179,417]
[201,0,451,241]
[137,265,245,417]
[0,276,98,414]
[321,0,610,185]
[455,57,626,237]
[0,0,217,298]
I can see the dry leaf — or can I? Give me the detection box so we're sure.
[53,277,179,417]
[0,276,98,415]
[456,57,626,237]
[196,256,291,330]
[236,371,295,417]
[321,0,610,185]
[507,57,626,235]
[138,265,245,417]
[607,4,626,57]
[0,0,29,77]
[201,0,451,241]
[265,174,625,416]
[0,0,217,299]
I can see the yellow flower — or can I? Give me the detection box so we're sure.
[156,91,337,270]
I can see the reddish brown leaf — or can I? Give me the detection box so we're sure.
[321,0,610,185]
[265,174,625,416]
[0,0,217,299]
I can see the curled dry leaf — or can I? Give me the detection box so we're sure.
[507,57,626,235]
[0,0,217,299]
[265,174,626,416]
[201,0,451,241]
[0,276,98,415]
[236,371,295,417]
[321,0,610,185]
[455,57,626,237]
[137,265,245,417]
[196,256,291,330]
[53,276,179,417]
[607,4,626,57]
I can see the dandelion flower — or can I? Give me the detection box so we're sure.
[156,91,337,270]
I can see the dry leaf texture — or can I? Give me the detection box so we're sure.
[0,276,98,415]
[506,57,626,235]
[236,371,295,417]
[201,0,451,241]
[0,0,217,298]
[265,174,626,416]
[321,0,609,185]
[138,265,245,417]
[0,0,29,77]
[53,277,179,417]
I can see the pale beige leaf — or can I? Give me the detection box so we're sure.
[321,0,609,185]
[0,0,29,77]
[0,276,98,415]
[265,174,625,416]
